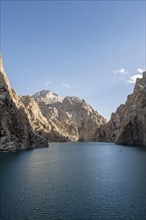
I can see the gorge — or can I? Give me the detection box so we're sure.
[0,56,146,152]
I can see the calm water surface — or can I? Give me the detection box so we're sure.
[0,142,146,220]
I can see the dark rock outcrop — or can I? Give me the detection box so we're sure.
[96,71,146,146]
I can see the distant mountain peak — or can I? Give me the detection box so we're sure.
[33,90,51,97]
[33,90,63,104]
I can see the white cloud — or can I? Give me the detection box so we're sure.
[137,68,143,74]
[46,81,52,85]
[114,67,145,85]
[61,83,71,88]
[114,68,128,74]
[127,74,143,84]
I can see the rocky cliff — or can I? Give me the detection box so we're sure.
[33,93,106,141]
[0,56,48,152]
[1,55,144,149]
[19,95,72,142]
[0,55,106,149]
[96,71,146,146]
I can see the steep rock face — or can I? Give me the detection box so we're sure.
[18,95,51,137]
[0,56,48,152]
[33,93,106,141]
[19,95,71,142]
[97,72,146,146]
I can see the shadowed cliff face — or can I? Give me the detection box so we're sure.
[0,56,48,152]
[96,71,146,146]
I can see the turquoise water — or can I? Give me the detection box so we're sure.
[0,142,146,220]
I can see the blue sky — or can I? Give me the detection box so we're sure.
[1,0,145,119]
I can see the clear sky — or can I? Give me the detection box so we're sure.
[0,0,145,120]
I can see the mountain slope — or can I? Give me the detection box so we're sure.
[96,71,146,146]
[33,93,107,141]
[0,56,48,152]
[19,95,72,142]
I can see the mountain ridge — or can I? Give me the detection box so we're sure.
[0,56,145,151]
